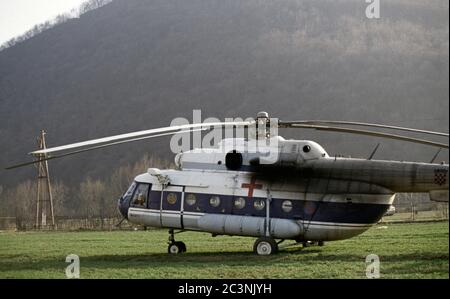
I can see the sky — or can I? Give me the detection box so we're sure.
[0,0,87,45]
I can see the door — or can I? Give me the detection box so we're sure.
[160,185,184,228]
[128,183,162,227]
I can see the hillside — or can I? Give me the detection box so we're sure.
[0,0,448,188]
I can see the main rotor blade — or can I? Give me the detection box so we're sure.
[6,128,206,170]
[279,120,449,137]
[283,124,449,149]
[30,120,253,156]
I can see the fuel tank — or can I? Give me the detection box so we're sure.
[198,214,302,239]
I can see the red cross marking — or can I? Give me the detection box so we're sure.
[241,177,263,198]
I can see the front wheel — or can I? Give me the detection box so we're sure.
[253,237,278,255]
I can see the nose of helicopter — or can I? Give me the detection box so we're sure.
[117,196,129,219]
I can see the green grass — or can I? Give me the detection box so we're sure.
[0,221,448,279]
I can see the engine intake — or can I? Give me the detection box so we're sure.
[225,150,243,170]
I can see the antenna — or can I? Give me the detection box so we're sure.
[35,130,55,229]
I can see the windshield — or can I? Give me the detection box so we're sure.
[123,182,137,198]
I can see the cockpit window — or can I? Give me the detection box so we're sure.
[131,183,149,208]
[124,182,137,198]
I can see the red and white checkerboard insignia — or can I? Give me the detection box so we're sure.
[434,169,448,186]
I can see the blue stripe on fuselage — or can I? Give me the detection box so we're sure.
[147,190,389,224]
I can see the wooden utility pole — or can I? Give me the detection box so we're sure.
[35,130,55,229]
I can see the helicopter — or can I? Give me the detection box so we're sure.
[7,112,449,255]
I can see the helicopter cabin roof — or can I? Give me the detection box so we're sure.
[174,136,329,171]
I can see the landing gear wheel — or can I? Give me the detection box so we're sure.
[318,241,325,247]
[167,229,187,254]
[168,242,186,254]
[177,241,187,253]
[253,237,278,255]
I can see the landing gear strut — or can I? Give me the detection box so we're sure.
[167,229,186,254]
[253,237,278,255]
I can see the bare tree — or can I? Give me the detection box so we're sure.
[5,181,36,230]
[78,177,106,220]
[51,180,69,218]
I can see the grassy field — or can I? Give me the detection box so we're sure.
[0,221,448,279]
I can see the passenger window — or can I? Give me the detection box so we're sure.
[131,184,149,208]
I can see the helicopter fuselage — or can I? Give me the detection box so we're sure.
[118,137,448,242]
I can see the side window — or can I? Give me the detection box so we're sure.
[131,183,149,208]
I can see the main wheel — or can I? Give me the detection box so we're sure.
[168,242,182,254]
[253,237,278,255]
[177,241,187,253]
[168,241,186,254]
